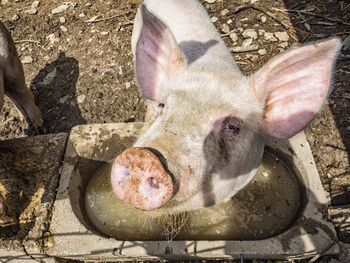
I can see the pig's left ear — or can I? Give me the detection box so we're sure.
[135,4,186,102]
[250,38,342,139]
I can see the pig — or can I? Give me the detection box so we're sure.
[0,20,43,225]
[110,0,342,213]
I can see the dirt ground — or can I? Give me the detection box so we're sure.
[0,0,349,262]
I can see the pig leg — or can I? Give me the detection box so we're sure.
[3,51,43,129]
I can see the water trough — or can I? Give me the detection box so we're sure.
[47,122,339,261]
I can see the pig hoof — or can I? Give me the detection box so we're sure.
[111,147,173,210]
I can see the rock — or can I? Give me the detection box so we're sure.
[260,16,267,23]
[77,95,86,104]
[79,13,85,18]
[31,0,40,8]
[258,48,266,55]
[242,38,253,47]
[343,35,350,50]
[21,56,33,64]
[41,68,57,85]
[264,32,277,41]
[101,31,109,36]
[11,14,20,21]
[47,33,59,43]
[52,4,69,14]
[227,19,232,24]
[304,22,311,31]
[211,16,218,23]
[258,29,265,35]
[229,32,238,42]
[221,24,230,34]
[125,82,131,89]
[246,54,259,62]
[242,29,257,39]
[205,0,216,3]
[220,9,229,16]
[230,45,259,53]
[59,95,70,104]
[59,17,65,23]
[278,42,288,48]
[274,31,290,42]
[86,3,92,7]
[25,8,37,15]
[60,26,67,32]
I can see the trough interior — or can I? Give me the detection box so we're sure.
[68,140,307,241]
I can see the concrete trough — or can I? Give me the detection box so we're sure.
[47,123,339,261]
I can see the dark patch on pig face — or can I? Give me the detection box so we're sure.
[201,116,264,207]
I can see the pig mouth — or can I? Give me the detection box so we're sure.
[111,147,174,211]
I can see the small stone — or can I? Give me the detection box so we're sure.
[229,32,238,42]
[52,4,69,14]
[47,33,59,43]
[242,38,253,47]
[31,0,40,8]
[125,82,131,89]
[251,0,259,3]
[79,13,85,17]
[211,16,218,23]
[227,19,233,24]
[258,29,265,35]
[230,45,259,53]
[242,29,257,39]
[60,26,67,32]
[77,94,86,104]
[258,48,266,55]
[11,14,20,21]
[59,17,65,23]
[274,31,290,41]
[205,0,216,3]
[21,56,33,64]
[264,32,277,41]
[246,54,259,62]
[343,35,350,50]
[25,9,37,15]
[101,31,109,36]
[278,41,289,48]
[59,95,70,104]
[221,24,230,34]
[260,16,267,23]
[85,3,92,7]
[220,8,229,16]
[304,23,311,31]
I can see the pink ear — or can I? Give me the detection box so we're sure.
[251,38,342,139]
[135,5,185,102]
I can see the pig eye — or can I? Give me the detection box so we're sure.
[158,103,165,108]
[221,117,241,136]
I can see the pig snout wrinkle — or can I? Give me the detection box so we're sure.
[111,147,174,211]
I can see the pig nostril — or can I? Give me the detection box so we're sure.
[149,177,159,189]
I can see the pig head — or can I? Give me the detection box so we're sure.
[111,0,342,213]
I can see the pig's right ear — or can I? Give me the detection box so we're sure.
[135,4,186,102]
[250,38,342,139]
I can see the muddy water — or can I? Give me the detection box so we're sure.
[85,152,300,240]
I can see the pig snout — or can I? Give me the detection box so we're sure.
[111,147,174,210]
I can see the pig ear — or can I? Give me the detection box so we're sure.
[251,38,342,139]
[135,4,186,102]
